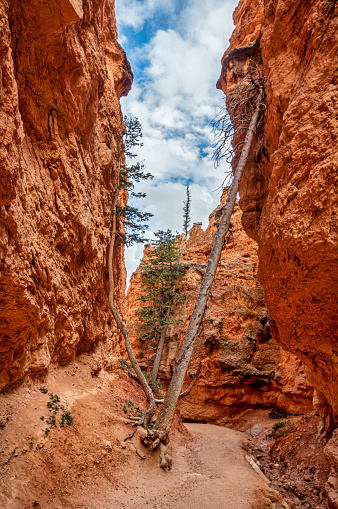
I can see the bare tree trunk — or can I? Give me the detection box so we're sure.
[153,92,262,439]
[151,318,167,380]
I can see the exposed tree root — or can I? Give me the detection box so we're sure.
[129,442,146,460]
[159,442,172,470]
[123,428,138,442]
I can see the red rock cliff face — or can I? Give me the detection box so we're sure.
[127,191,313,424]
[0,0,132,391]
[217,0,338,420]
[218,1,338,504]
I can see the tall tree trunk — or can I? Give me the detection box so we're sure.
[153,92,262,438]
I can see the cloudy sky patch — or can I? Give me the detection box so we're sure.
[115,0,238,281]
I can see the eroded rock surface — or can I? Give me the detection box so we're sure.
[127,191,313,423]
[0,0,132,391]
[217,0,338,504]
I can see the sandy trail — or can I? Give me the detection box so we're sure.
[0,361,288,509]
[91,423,281,509]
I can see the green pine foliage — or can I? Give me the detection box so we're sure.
[137,230,188,349]
[114,115,153,246]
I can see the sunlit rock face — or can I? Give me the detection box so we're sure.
[217,0,338,504]
[127,191,313,424]
[218,0,338,420]
[0,0,132,391]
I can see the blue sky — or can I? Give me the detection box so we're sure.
[115,0,238,280]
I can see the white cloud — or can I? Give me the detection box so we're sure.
[115,0,175,30]
[115,0,238,282]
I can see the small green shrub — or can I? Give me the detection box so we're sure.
[46,416,57,428]
[135,406,143,417]
[40,392,74,434]
[49,393,60,403]
[119,358,132,372]
[269,409,288,420]
[122,400,144,418]
[271,420,293,439]
[60,411,74,426]
[272,421,286,431]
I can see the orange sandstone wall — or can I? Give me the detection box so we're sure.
[0,0,132,391]
[127,191,313,423]
[217,0,338,420]
[218,2,338,504]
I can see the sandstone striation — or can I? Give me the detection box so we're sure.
[127,191,313,424]
[0,0,132,391]
[217,0,338,503]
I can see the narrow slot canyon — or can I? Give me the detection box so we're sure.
[0,0,337,508]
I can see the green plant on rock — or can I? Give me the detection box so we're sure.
[121,400,144,419]
[135,406,143,417]
[119,358,132,372]
[269,409,288,420]
[40,392,74,433]
[60,411,74,427]
[271,420,293,439]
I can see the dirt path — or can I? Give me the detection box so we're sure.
[0,359,289,509]
[90,423,287,509]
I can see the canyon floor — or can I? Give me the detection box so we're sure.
[0,358,327,509]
